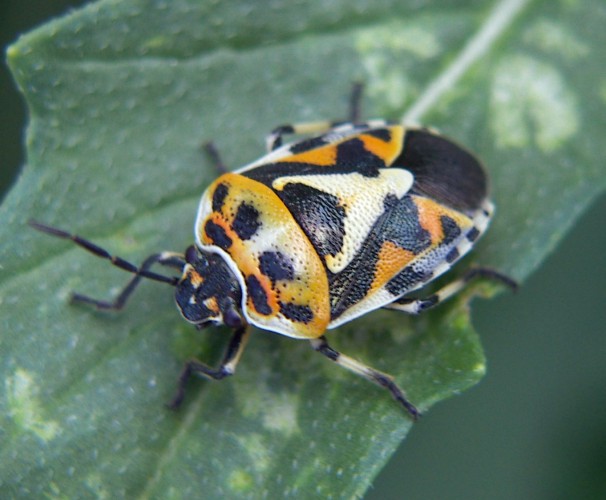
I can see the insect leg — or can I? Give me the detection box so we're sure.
[386,267,518,314]
[310,335,420,420]
[347,81,364,123]
[265,121,337,152]
[167,325,251,409]
[29,221,182,309]
[265,83,366,152]
[202,141,230,174]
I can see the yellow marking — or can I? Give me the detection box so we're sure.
[292,120,332,135]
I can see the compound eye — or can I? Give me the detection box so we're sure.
[185,245,198,264]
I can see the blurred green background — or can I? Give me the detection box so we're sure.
[2,2,604,498]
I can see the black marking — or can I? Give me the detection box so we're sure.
[212,183,229,213]
[384,196,432,254]
[440,215,462,246]
[290,136,328,154]
[446,247,460,264]
[232,202,261,240]
[395,130,487,213]
[335,138,384,176]
[204,220,232,250]
[466,226,480,242]
[259,251,295,282]
[279,301,314,324]
[385,267,432,298]
[243,162,337,186]
[365,128,391,142]
[278,183,345,258]
[246,275,272,315]
[243,147,388,186]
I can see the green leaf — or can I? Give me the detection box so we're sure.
[2,0,605,497]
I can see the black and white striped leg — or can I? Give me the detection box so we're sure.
[265,121,337,152]
[387,267,518,315]
[310,335,420,420]
[264,83,366,152]
[29,221,182,310]
[167,325,251,409]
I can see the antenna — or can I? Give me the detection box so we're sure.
[29,220,179,286]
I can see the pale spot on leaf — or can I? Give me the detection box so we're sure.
[490,55,579,152]
[6,368,60,442]
[523,20,589,59]
[355,22,441,110]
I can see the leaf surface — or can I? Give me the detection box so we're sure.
[1,0,605,497]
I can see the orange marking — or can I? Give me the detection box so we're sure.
[204,296,220,315]
[186,268,204,288]
[280,145,337,166]
[371,241,415,293]
[360,126,404,165]
[414,195,473,245]
[414,197,445,245]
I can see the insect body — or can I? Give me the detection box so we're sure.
[31,87,515,419]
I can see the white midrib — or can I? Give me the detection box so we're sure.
[402,0,531,124]
[138,0,532,497]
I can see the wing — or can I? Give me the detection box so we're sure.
[229,123,492,330]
